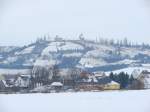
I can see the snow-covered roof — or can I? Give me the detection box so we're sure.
[51,82,63,86]
[141,70,150,75]
[94,72,106,77]
[1,80,9,87]
[108,81,120,85]
[136,70,150,80]
[17,75,30,81]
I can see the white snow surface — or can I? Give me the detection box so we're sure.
[0,69,31,75]
[42,42,84,55]
[1,57,18,64]
[115,59,137,65]
[15,46,35,55]
[0,90,150,112]
[108,81,120,85]
[6,57,18,63]
[63,52,82,57]
[34,59,56,67]
[84,49,109,58]
[60,42,84,51]
[42,44,58,55]
[51,82,63,86]
[79,57,107,68]
[120,47,140,58]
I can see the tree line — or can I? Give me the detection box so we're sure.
[33,34,150,49]
[109,72,144,89]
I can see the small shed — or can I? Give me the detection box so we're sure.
[51,82,63,90]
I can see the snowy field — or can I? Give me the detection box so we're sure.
[0,69,31,75]
[0,90,150,112]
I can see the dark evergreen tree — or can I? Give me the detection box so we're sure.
[109,72,114,80]
[117,72,129,89]
[109,72,130,89]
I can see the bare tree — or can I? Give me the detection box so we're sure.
[129,79,144,90]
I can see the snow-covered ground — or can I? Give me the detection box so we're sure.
[63,52,83,57]
[41,41,84,55]
[79,57,107,68]
[15,46,35,55]
[106,66,150,76]
[0,69,31,75]
[34,59,57,67]
[0,90,150,112]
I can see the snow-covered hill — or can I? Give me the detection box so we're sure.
[0,38,150,75]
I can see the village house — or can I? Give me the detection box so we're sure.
[0,74,31,92]
[137,70,150,89]
[14,75,31,88]
[3,75,16,87]
[0,75,16,92]
[76,72,120,91]
[51,82,63,90]
[103,80,120,90]
[97,77,120,90]
[76,75,102,91]
[94,72,106,79]
[79,71,93,79]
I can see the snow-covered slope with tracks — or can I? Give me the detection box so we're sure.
[1,39,150,75]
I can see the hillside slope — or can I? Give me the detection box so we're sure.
[0,38,150,74]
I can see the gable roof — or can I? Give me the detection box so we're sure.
[138,70,150,79]
[141,70,150,75]
[20,75,30,81]
[107,81,120,85]
[51,82,63,86]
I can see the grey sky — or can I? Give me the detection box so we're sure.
[0,0,150,46]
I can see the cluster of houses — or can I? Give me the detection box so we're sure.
[75,72,120,91]
[0,75,31,92]
[30,71,121,93]
[0,69,150,93]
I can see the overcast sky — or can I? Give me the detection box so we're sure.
[0,0,150,46]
